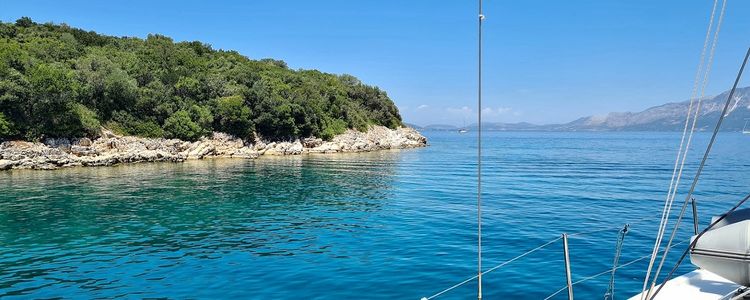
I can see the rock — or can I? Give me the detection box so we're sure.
[0,159,14,170]
[62,162,82,168]
[263,142,286,155]
[233,148,259,159]
[101,129,119,139]
[302,137,323,148]
[187,142,215,159]
[75,138,92,147]
[70,145,98,157]
[44,138,71,152]
[288,140,304,155]
[0,125,426,170]
[310,142,342,153]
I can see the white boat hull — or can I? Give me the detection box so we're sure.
[629,269,741,300]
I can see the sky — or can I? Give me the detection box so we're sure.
[2,0,749,126]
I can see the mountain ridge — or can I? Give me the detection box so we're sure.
[415,86,750,132]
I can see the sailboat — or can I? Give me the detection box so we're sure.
[631,68,750,299]
[458,119,468,133]
[743,119,750,134]
[422,1,750,300]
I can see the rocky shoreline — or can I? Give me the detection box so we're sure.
[0,126,427,170]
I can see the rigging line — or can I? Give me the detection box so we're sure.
[476,0,484,299]
[421,236,562,300]
[640,0,721,296]
[422,218,649,299]
[648,1,730,291]
[423,216,648,300]
[544,240,689,300]
[648,190,750,300]
[604,224,630,300]
[422,212,660,299]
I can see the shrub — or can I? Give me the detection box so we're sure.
[0,112,13,138]
[320,118,347,141]
[71,103,101,137]
[107,111,163,138]
[130,120,164,138]
[189,104,213,136]
[213,95,253,138]
[0,20,406,141]
[163,110,202,141]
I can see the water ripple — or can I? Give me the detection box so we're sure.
[0,132,748,299]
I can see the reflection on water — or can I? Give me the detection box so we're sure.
[0,132,748,299]
[0,152,405,298]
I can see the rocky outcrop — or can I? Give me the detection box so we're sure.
[0,126,427,170]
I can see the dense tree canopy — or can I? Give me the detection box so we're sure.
[0,18,403,141]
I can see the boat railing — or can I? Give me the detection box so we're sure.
[420,218,688,300]
[543,240,688,300]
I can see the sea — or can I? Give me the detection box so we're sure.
[1,131,748,299]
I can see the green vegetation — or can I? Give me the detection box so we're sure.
[0,18,402,141]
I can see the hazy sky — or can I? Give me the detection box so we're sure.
[3,0,749,126]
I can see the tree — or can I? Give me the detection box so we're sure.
[71,103,101,137]
[189,104,213,136]
[74,54,137,119]
[213,95,253,138]
[26,63,81,138]
[108,111,163,138]
[163,110,202,141]
[15,17,33,28]
[253,97,298,138]
[0,112,13,138]
[0,20,405,141]
[0,64,29,136]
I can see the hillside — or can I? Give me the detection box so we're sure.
[0,17,403,141]
[420,86,750,132]
[556,87,750,131]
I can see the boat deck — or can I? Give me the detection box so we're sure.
[629,269,742,300]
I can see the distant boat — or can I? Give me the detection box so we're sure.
[423,1,750,300]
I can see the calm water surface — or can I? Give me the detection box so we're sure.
[1,131,749,299]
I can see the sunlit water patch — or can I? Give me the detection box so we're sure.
[1,132,748,299]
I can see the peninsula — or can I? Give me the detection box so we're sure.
[0,18,426,170]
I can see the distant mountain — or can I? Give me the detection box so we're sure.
[422,124,459,131]
[554,87,750,131]
[403,123,423,130]
[466,122,551,131]
[417,86,750,132]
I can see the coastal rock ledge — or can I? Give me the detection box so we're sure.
[0,126,426,170]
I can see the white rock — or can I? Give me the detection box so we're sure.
[0,125,426,170]
[0,159,14,170]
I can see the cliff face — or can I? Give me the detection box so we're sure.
[0,126,427,171]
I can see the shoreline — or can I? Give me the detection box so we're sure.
[0,126,427,171]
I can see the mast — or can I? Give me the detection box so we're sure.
[476,0,484,299]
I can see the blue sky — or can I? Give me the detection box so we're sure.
[2,1,749,126]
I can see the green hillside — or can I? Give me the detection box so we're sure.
[0,17,402,141]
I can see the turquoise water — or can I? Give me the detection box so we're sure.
[1,131,748,299]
